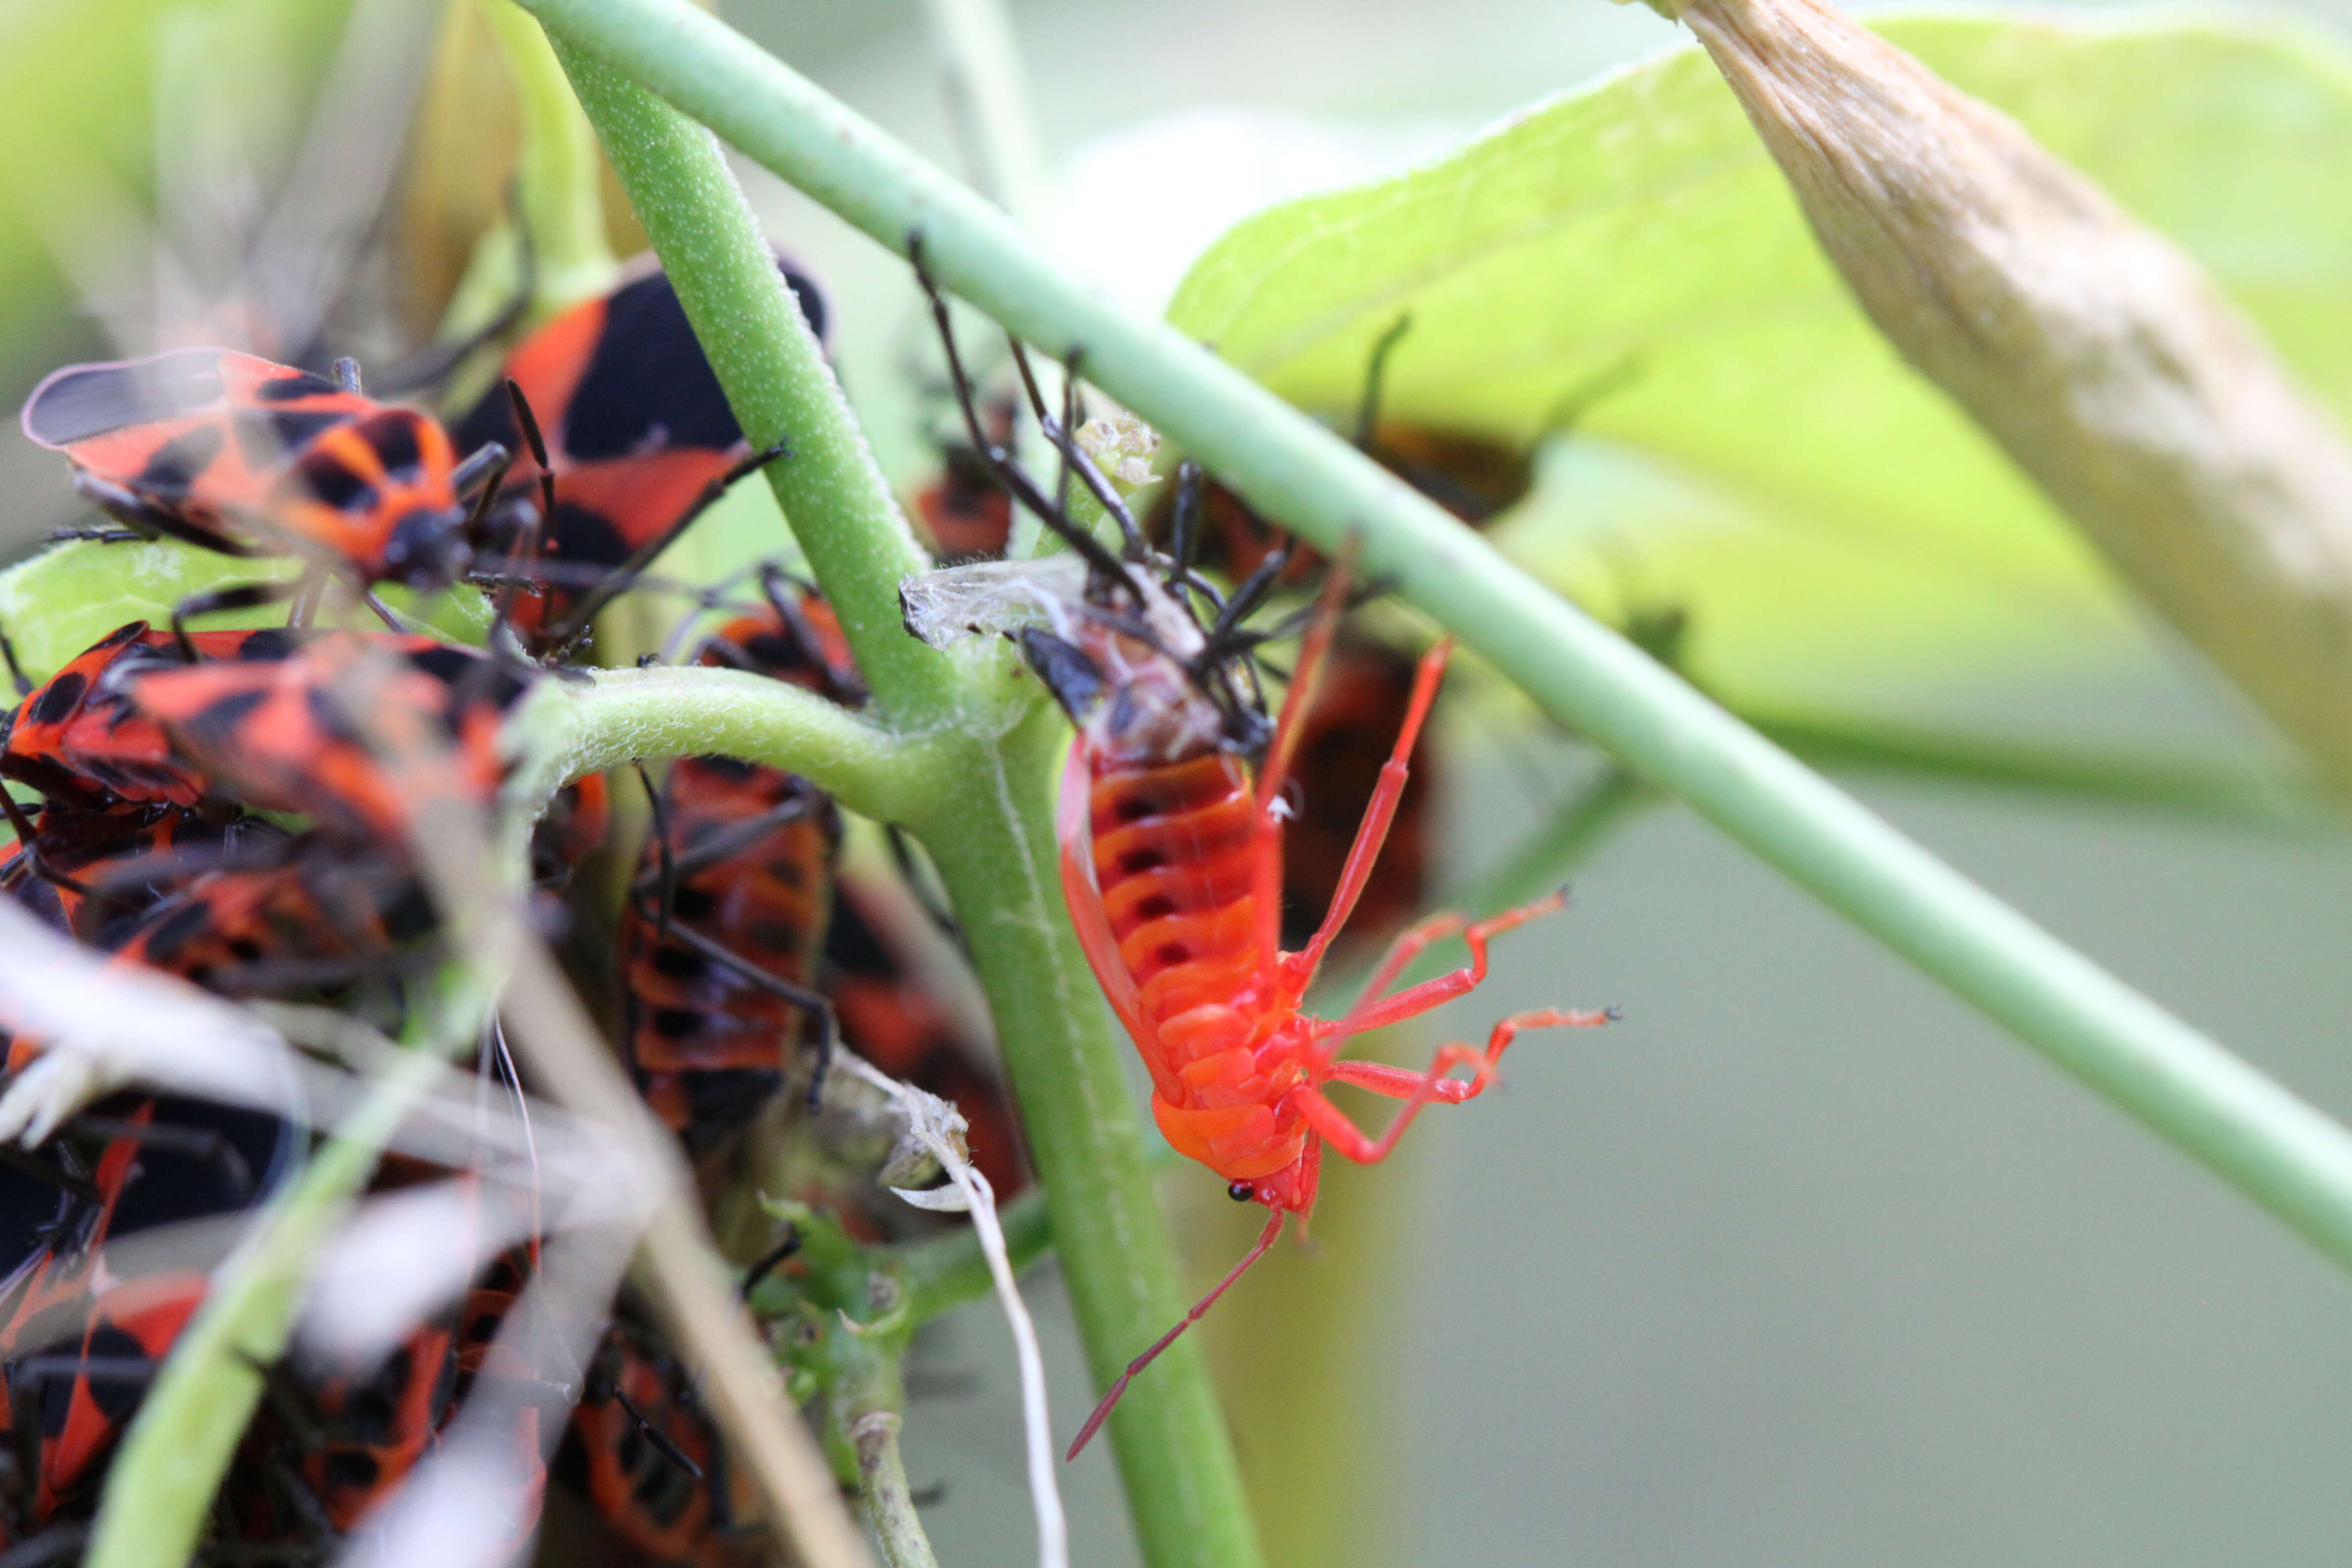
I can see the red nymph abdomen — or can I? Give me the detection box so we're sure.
[1089,751,1308,1180]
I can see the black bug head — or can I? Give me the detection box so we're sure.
[380,506,474,590]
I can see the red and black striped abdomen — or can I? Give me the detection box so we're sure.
[623,756,838,1147]
[1088,753,1263,1059]
[1089,753,1312,1182]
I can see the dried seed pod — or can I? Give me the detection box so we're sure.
[1653,0,2352,788]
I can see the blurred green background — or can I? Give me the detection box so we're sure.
[3,0,2350,1564]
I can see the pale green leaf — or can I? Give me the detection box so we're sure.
[0,540,491,683]
[1166,10,2352,708]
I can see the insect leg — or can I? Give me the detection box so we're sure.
[1065,1208,1284,1461]
[737,1224,801,1301]
[1328,886,1572,1041]
[170,580,300,661]
[450,440,515,501]
[651,920,839,1107]
[1299,1008,1606,1166]
[1285,638,1452,987]
[68,474,255,556]
[630,762,676,944]
[0,628,28,699]
[1247,555,1360,990]
[539,441,791,659]
[907,235,1141,596]
[1352,312,1413,451]
[0,793,92,899]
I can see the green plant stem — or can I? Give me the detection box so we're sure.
[1455,766,1649,918]
[919,0,1049,227]
[832,1335,939,1568]
[484,0,619,315]
[1747,709,2331,830]
[513,0,2352,1280]
[544,41,1263,1568]
[83,976,492,1568]
[531,665,952,824]
[907,705,1262,1568]
[554,41,948,731]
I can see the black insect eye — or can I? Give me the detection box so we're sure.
[1227,1182,1254,1203]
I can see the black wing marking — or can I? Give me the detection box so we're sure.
[21,348,234,448]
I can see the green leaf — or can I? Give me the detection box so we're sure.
[1166,10,2352,709]
[0,540,492,682]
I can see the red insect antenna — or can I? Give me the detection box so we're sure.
[1065,1208,1286,1461]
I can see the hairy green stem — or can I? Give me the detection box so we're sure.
[530,666,952,824]
[516,0,2352,1281]
[555,42,947,730]
[545,39,1264,1568]
[833,1338,939,1568]
[84,977,492,1568]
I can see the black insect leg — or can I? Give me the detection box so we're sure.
[1353,312,1413,450]
[906,234,1142,598]
[0,625,31,697]
[539,440,792,661]
[68,473,256,557]
[737,1224,801,1300]
[170,580,301,661]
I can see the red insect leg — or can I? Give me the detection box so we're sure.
[1284,637,1451,992]
[1323,887,1570,1043]
[1064,1209,1285,1462]
[1296,1007,1610,1169]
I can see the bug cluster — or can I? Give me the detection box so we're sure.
[0,260,1027,1564]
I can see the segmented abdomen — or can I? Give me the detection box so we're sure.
[1090,752,1308,1178]
[1090,753,1257,1031]
[622,756,837,1147]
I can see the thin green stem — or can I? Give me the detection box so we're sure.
[920,0,1049,228]
[527,665,951,824]
[833,1339,940,1568]
[1746,710,2332,830]
[552,41,949,730]
[484,0,620,315]
[83,977,492,1568]
[515,0,2352,1281]
[1453,766,1648,918]
[540,36,1262,1568]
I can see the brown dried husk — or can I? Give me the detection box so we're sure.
[1661,0,2352,790]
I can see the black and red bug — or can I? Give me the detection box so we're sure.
[909,386,1018,562]
[451,259,822,649]
[0,622,273,811]
[620,581,859,1152]
[0,1095,294,1529]
[18,349,520,631]
[119,630,534,845]
[558,1315,764,1568]
[0,802,246,947]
